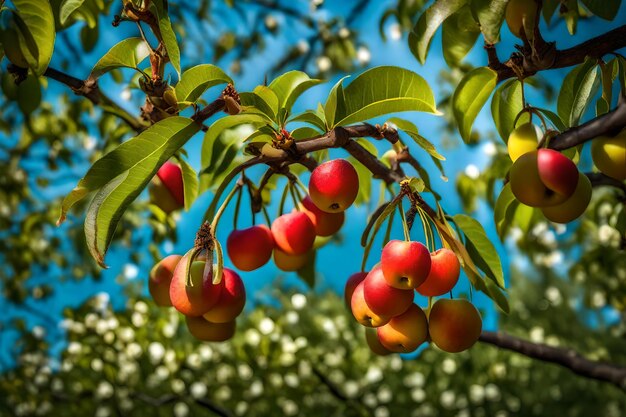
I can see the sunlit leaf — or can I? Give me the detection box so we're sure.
[452,67,497,143]
[90,38,150,78]
[13,0,55,75]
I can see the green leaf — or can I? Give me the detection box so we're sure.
[533,107,566,132]
[557,59,600,127]
[288,110,327,132]
[409,0,467,64]
[84,171,129,267]
[543,0,560,24]
[442,5,480,67]
[452,66,497,143]
[485,281,510,314]
[174,64,232,106]
[90,38,150,78]
[580,0,621,20]
[348,138,377,206]
[240,86,279,121]
[328,66,438,127]
[60,0,85,25]
[59,117,201,224]
[323,76,349,130]
[177,156,199,210]
[491,79,529,143]
[268,71,323,114]
[387,117,445,161]
[453,213,505,288]
[295,251,316,288]
[13,0,55,75]
[470,0,509,44]
[494,183,517,240]
[291,126,321,140]
[16,74,41,115]
[150,0,181,77]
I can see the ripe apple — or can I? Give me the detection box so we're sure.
[428,299,482,353]
[150,161,185,213]
[149,254,182,307]
[202,268,246,323]
[350,281,390,328]
[227,225,274,271]
[509,149,579,207]
[365,328,392,356]
[271,211,316,255]
[273,248,310,271]
[416,248,460,297]
[186,316,236,342]
[344,272,368,306]
[591,130,626,181]
[363,267,414,317]
[507,123,541,162]
[541,171,592,224]
[505,0,537,40]
[380,240,431,289]
[300,195,345,236]
[377,304,429,353]
[170,256,224,316]
[308,159,359,213]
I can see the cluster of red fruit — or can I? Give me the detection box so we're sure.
[345,245,482,355]
[227,158,359,272]
[149,253,246,342]
[147,158,360,341]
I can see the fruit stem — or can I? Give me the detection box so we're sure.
[261,205,272,226]
[233,185,243,230]
[210,182,243,232]
[289,184,301,209]
[398,201,411,242]
[278,182,290,216]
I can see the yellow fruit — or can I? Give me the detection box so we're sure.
[591,131,626,181]
[507,123,541,162]
[541,172,591,223]
[505,0,537,40]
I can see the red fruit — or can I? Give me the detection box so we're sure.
[273,248,310,272]
[309,159,359,213]
[537,149,579,197]
[428,299,482,353]
[416,248,461,297]
[362,267,414,318]
[157,161,184,207]
[149,254,182,307]
[271,211,316,255]
[510,149,579,207]
[301,195,345,236]
[365,328,392,356]
[351,281,390,327]
[203,268,246,323]
[380,240,431,289]
[169,255,224,316]
[186,316,236,342]
[377,304,429,353]
[227,225,274,271]
[344,272,368,306]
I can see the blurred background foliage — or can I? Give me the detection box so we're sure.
[0,0,625,415]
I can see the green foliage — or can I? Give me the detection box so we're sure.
[452,67,498,143]
[409,0,467,64]
[11,0,55,75]
[325,66,438,128]
[174,64,232,107]
[90,38,150,78]
[557,59,601,128]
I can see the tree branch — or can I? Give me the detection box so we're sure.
[586,172,626,196]
[40,67,146,132]
[479,331,626,390]
[492,25,626,81]
[546,96,626,150]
